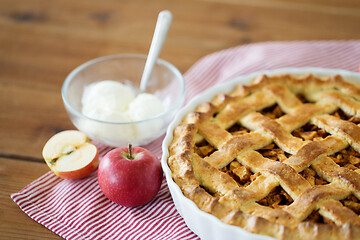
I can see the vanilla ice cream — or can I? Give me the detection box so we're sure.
[126,93,165,140]
[127,93,164,121]
[80,80,165,145]
[82,80,135,116]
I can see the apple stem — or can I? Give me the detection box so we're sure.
[128,144,134,160]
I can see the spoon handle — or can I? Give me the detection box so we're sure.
[139,10,173,93]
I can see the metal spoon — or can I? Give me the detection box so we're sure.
[139,10,173,93]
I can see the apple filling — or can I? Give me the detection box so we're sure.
[329,146,360,170]
[256,168,328,209]
[220,160,254,187]
[260,105,285,120]
[257,186,293,208]
[333,108,360,124]
[292,123,329,141]
[195,139,216,158]
[227,123,250,136]
[305,210,335,225]
[341,194,360,215]
[257,143,291,162]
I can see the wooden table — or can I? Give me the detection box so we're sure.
[1,0,359,238]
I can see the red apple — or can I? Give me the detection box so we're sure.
[42,130,99,179]
[98,145,163,207]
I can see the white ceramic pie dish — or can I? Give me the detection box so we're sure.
[161,67,360,240]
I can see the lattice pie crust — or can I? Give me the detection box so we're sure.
[168,74,360,240]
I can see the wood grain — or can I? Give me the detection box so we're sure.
[0,0,359,238]
[0,157,61,239]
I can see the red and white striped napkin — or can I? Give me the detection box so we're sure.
[12,41,360,240]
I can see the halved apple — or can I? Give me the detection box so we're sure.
[42,130,99,179]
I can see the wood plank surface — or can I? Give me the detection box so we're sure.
[0,157,61,239]
[1,0,360,239]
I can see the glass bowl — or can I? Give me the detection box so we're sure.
[62,54,185,147]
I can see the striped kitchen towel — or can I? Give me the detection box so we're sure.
[11,41,360,240]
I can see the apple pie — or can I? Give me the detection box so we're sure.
[167,73,360,239]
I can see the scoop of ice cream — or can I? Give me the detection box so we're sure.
[82,80,135,117]
[127,93,165,121]
[80,80,165,145]
[126,93,165,140]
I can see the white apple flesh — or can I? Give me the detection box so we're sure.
[42,130,99,179]
[98,145,163,207]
